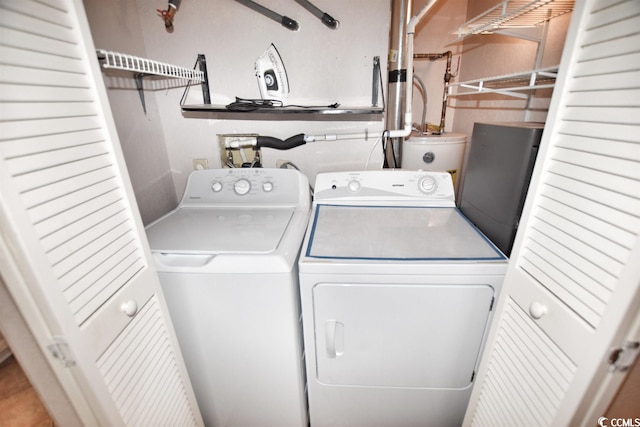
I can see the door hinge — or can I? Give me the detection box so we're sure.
[47,336,75,368]
[608,340,639,372]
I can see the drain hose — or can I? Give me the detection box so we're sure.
[256,134,306,150]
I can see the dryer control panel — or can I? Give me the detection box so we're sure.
[314,170,456,206]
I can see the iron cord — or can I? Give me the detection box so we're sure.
[225,97,338,111]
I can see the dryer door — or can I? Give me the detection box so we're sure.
[313,283,494,388]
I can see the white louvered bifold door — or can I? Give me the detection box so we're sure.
[0,0,203,425]
[464,0,640,426]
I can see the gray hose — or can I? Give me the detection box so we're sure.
[413,74,427,134]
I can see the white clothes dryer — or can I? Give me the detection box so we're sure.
[298,170,508,427]
[146,168,310,427]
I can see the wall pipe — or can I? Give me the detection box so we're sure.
[384,0,411,167]
[383,0,440,142]
[413,50,453,133]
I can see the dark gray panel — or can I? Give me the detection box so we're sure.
[459,122,544,256]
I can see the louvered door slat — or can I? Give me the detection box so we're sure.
[0,46,82,75]
[574,51,640,76]
[570,70,640,92]
[40,201,125,253]
[529,212,625,276]
[53,220,133,279]
[33,188,121,238]
[27,178,119,224]
[2,64,91,89]
[60,235,138,298]
[590,14,640,43]
[0,117,101,142]
[524,234,609,308]
[0,5,75,42]
[45,203,128,264]
[544,174,640,225]
[552,147,639,182]
[0,84,95,103]
[2,102,101,122]
[566,88,640,107]
[0,40,86,71]
[563,105,640,125]
[554,135,640,162]
[586,0,639,29]
[546,161,638,198]
[538,186,638,248]
[532,210,619,293]
[14,156,112,197]
[0,130,104,158]
[21,166,114,211]
[558,121,640,143]
[9,144,109,185]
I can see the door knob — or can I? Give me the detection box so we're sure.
[529,301,547,319]
[121,300,138,317]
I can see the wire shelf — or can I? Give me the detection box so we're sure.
[455,0,575,38]
[448,66,559,99]
[96,49,204,82]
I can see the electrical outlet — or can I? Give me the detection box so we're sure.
[193,158,208,170]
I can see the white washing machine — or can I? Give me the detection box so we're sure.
[146,168,310,427]
[298,170,507,427]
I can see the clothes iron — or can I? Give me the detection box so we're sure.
[255,44,290,105]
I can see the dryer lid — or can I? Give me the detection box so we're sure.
[305,205,505,260]
[146,206,295,254]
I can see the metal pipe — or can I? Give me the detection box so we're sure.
[413,74,427,133]
[234,0,299,31]
[294,0,338,29]
[413,50,453,133]
[385,0,411,168]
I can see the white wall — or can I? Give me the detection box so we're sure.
[410,0,571,140]
[411,0,468,133]
[135,0,391,199]
[85,0,571,223]
[85,0,390,221]
[84,0,178,225]
[449,0,571,139]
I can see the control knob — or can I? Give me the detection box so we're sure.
[211,181,223,192]
[418,176,438,194]
[233,178,251,195]
[348,180,361,192]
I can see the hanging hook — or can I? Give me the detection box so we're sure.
[157,0,181,33]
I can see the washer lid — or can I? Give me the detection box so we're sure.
[306,205,505,260]
[146,206,295,254]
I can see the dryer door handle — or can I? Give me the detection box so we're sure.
[325,320,344,358]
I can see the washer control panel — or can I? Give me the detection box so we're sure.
[314,170,456,205]
[182,168,308,206]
